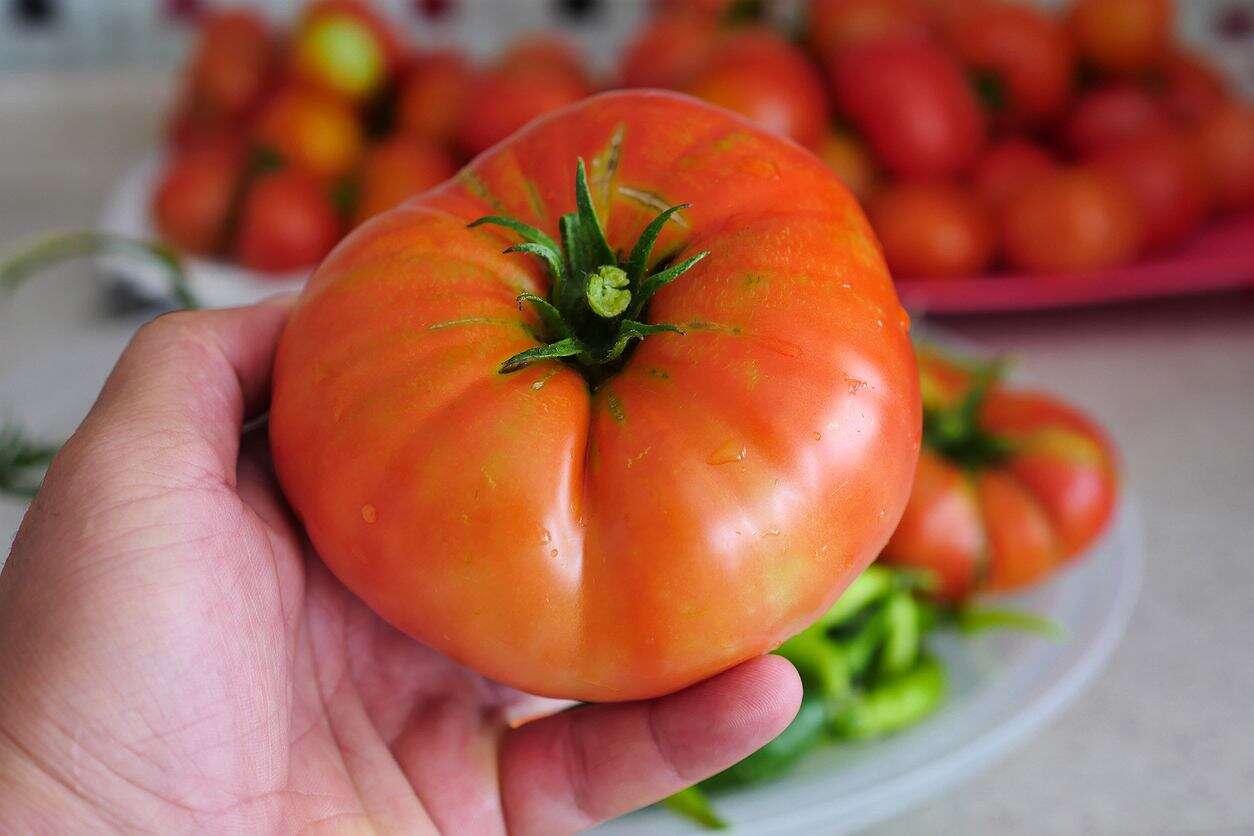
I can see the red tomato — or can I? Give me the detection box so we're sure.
[234,169,343,273]
[1156,50,1229,123]
[818,129,879,201]
[1089,127,1209,249]
[1062,84,1166,155]
[868,182,996,279]
[618,10,720,89]
[972,137,1057,209]
[829,37,986,178]
[269,91,921,701]
[254,88,364,181]
[1002,166,1144,273]
[184,9,273,121]
[151,141,244,256]
[396,49,475,148]
[946,1,1076,127]
[684,29,831,148]
[353,136,457,225]
[1069,0,1173,76]
[290,0,401,102]
[458,66,592,158]
[882,347,1119,600]
[499,32,595,90]
[1191,103,1254,212]
[806,0,931,55]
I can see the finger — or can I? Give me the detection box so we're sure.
[499,655,802,835]
[66,297,293,488]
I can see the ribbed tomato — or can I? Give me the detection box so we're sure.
[882,347,1119,600]
[270,92,921,701]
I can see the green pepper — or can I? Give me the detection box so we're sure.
[816,564,896,628]
[662,786,727,830]
[775,628,850,704]
[835,606,887,682]
[877,591,920,678]
[832,654,946,741]
[702,694,828,790]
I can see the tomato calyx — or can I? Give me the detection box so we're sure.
[922,358,1015,470]
[469,159,708,384]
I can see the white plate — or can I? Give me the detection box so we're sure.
[96,154,308,307]
[597,503,1142,835]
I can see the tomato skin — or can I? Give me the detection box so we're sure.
[972,137,1057,209]
[269,91,920,701]
[457,66,593,158]
[817,129,879,201]
[618,10,719,89]
[829,37,986,178]
[1001,167,1144,273]
[234,169,343,273]
[498,33,594,90]
[685,29,831,148]
[184,9,274,121]
[868,182,995,279]
[1089,128,1209,249]
[806,0,931,55]
[1062,84,1166,156]
[396,50,474,148]
[1157,50,1229,123]
[289,0,401,102]
[882,349,1119,599]
[1069,0,1173,76]
[946,1,1076,127]
[353,135,457,225]
[254,88,364,180]
[1191,103,1254,212]
[151,141,244,256]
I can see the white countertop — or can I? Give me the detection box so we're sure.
[1,73,1252,835]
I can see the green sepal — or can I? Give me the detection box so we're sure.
[467,215,559,254]
[516,292,570,341]
[504,243,566,290]
[498,336,587,375]
[630,251,709,319]
[573,158,616,271]
[602,320,682,363]
[624,202,689,288]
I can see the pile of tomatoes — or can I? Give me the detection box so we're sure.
[625,0,1254,279]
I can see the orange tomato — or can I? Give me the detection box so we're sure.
[1062,84,1166,155]
[353,135,458,225]
[269,91,920,701]
[684,28,831,148]
[972,137,1057,209]
[289,0,401,102]
[1069,0,1173,76]
[254,88,364,181]
[151,141,244,256]
[817,129,879,201]
[806,0,931,55]
[1002,166,1144,273]
[396,49,475,148]
[882,347,1119,600]
[234,169,343,273]
[868,182,996,279]
[1191,103,1254,212]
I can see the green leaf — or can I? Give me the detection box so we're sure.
[498,336,587,375]
[624,203,690,288]
[662,786,727,830]
[516,292,570,341]
[631,251,708,318]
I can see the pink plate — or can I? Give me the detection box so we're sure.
[895,210,1254,314]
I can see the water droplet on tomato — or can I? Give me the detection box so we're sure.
[540,528,551,545]
[763,528,781,537]
[812,431,822,441]
[361,504,378,524]
[707,440,746,465]
[549,548,559,558]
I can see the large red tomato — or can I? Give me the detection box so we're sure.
[1069,0,1173,76]
[806,0,931,55]
[1001,166,1144,273]
[946,1,1076,127]
[270,92,921,701]
[457,65,593,158]
[151,141,244,256]
[882,347,1119,600]
[684,29,831,148]
[1089,127,1209,249]
[353,135,457,225]
[868,182,995,279]
[617,9,720,89]
[829,37,986,178]
[396,49,475,149]
[1192,103,1254,212]
[234,169,343,273]
[1062,84,1166,155]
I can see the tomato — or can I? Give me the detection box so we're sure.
[1069,0,1173,76]
[1089,127,1209,249]
[269,91,921,701]
[1001,166,1144,273]
[396,49,475,149]
[829,37,986,178]
[498,32,595,90]
[353,135,457,225]
[457,66,593,158]
[806,0,930,55]
[150,141,244,256]
[684,29,831,149]
[817,129,879,202]
[1062,84,1166,155]
[234,169,343,273]
[972,137,1057,209]
[1156,50,1229,123]
[183,9,273,122]
[868,182,995,279]
[882,348,1119,600]
[289,0,401,102]
[618,10,720,89]
[254,88,364,181]
[946,1,1076,127]
[1191,103,1254,212]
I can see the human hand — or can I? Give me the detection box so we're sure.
[0,302,800,833]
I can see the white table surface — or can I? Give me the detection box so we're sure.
[1,73,1252,835]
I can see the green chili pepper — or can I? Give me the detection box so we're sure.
[832,654,946,741]
[956,606,1066,641]
[816,564,896,628]
[702,694,828,790]
[835,607,887,683]
[775,628,850,703]
[662,786,727,830]
[877,591,920,678]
